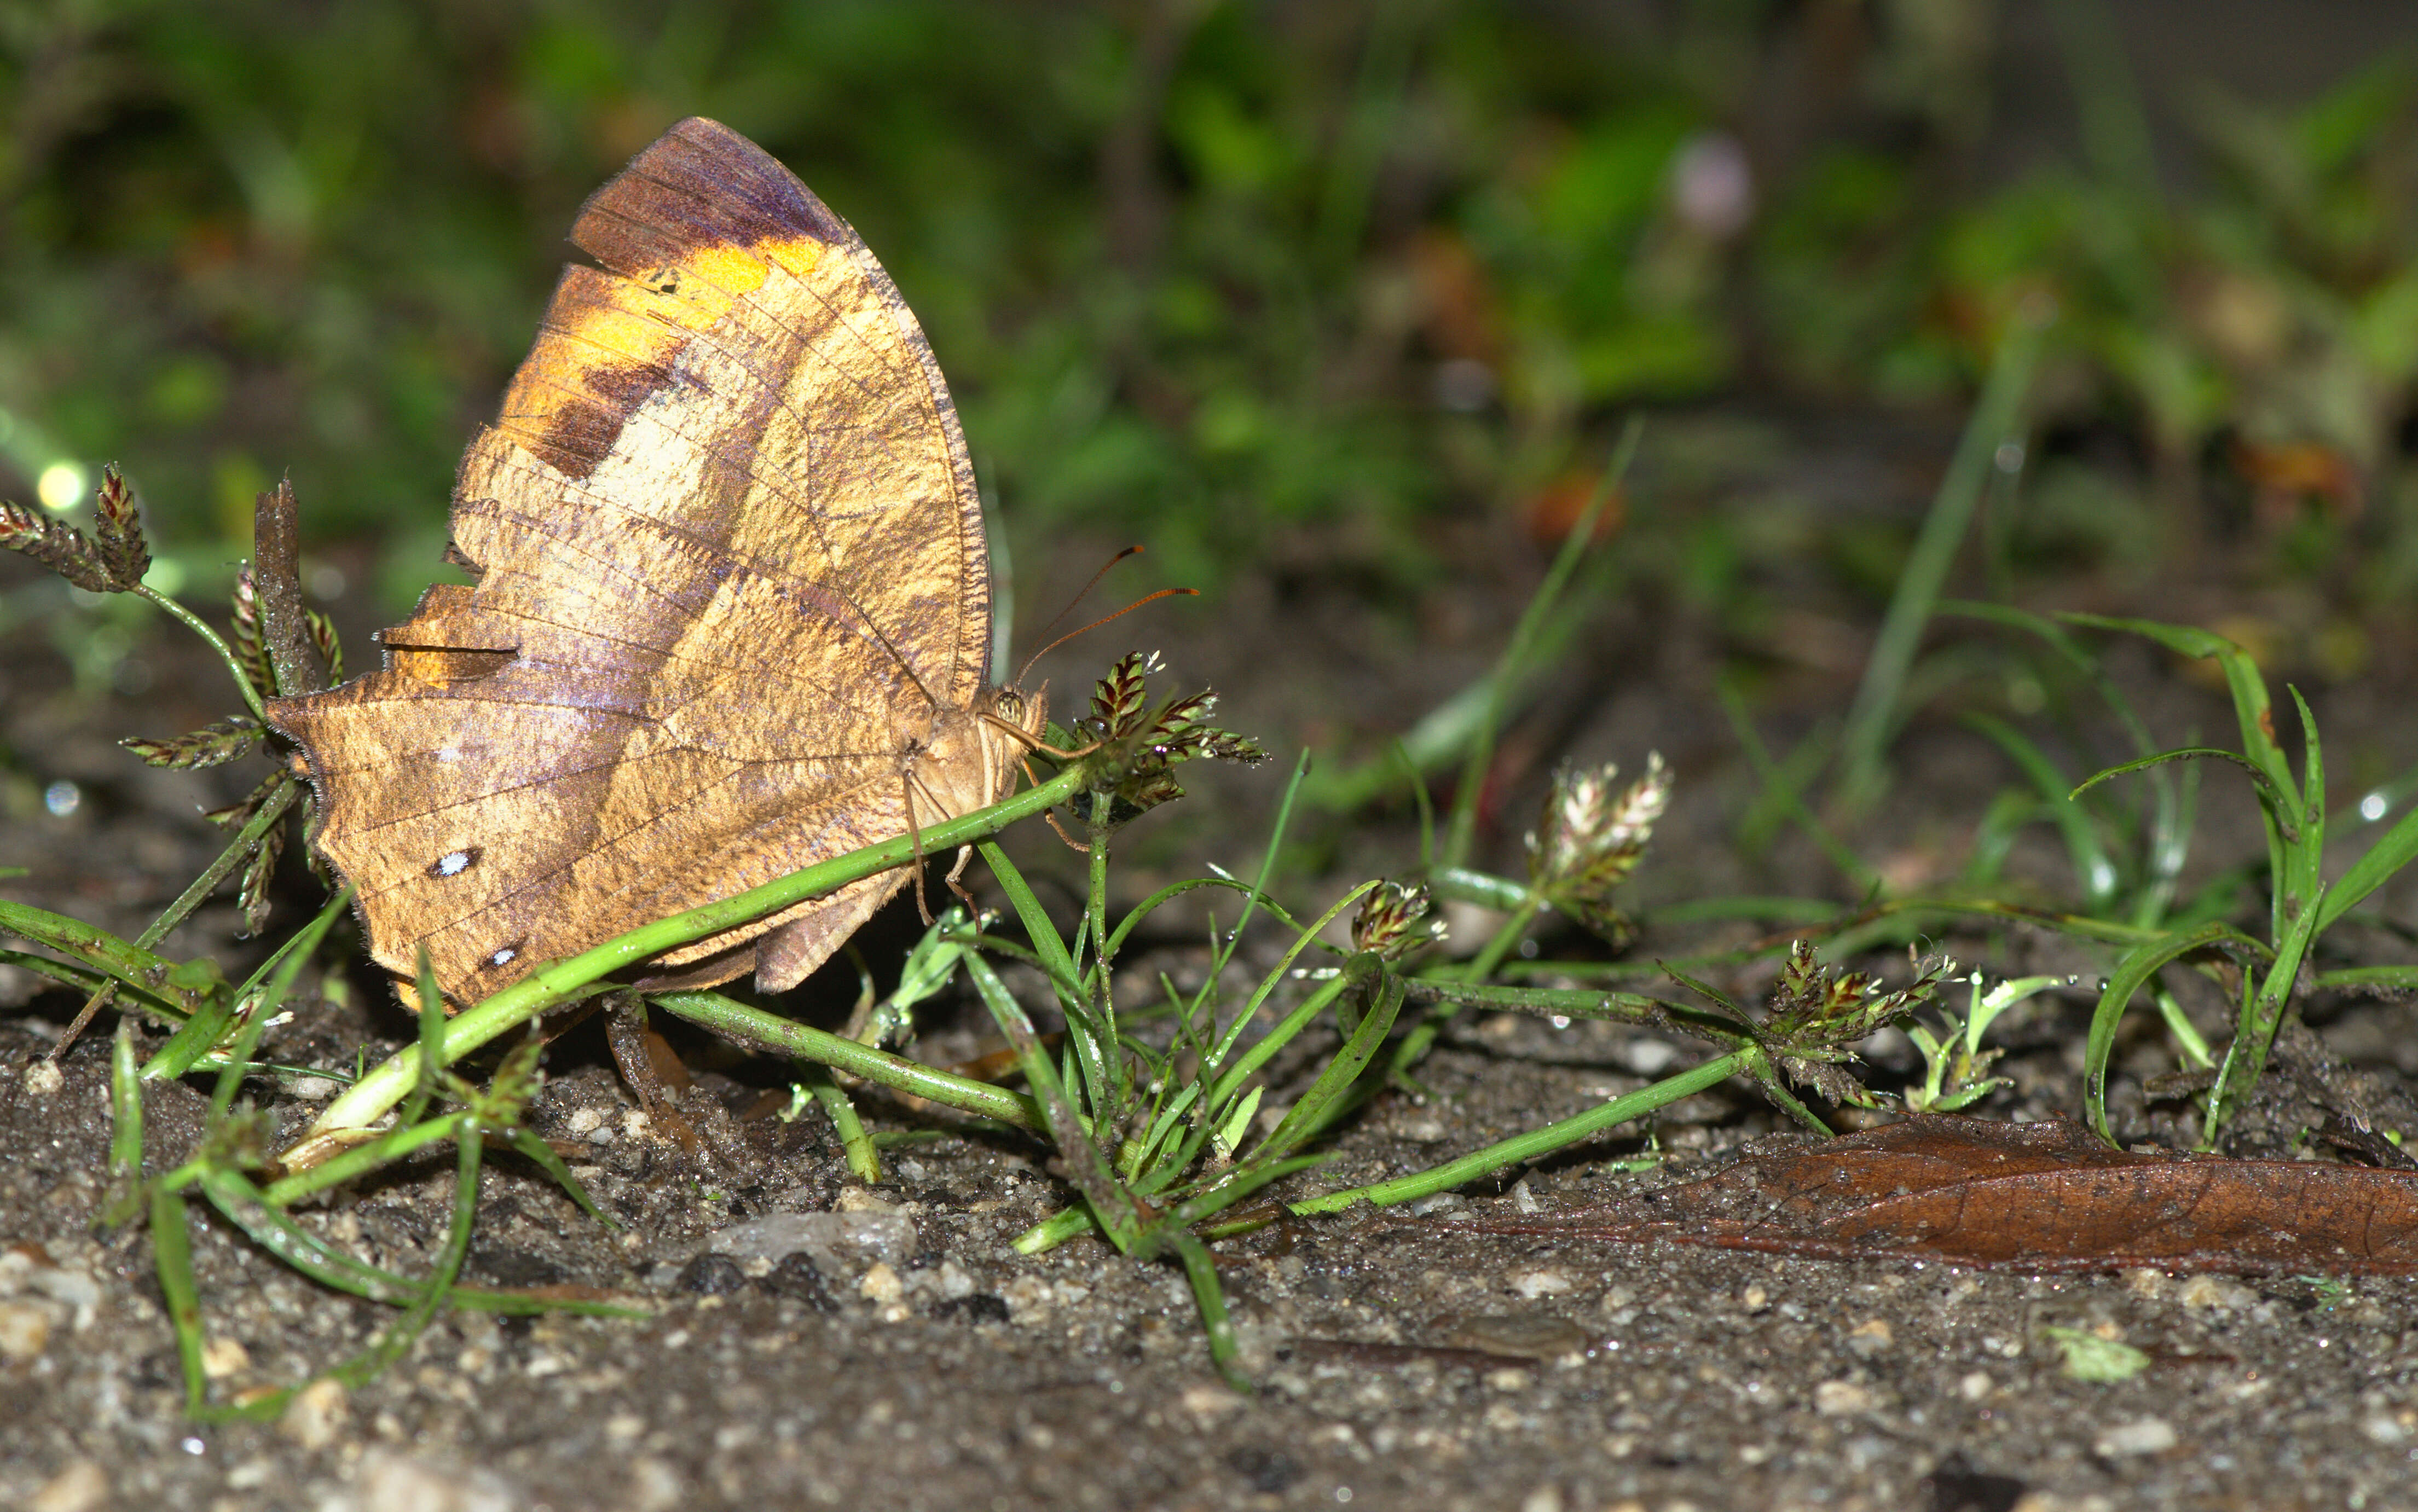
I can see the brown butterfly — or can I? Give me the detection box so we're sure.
[269,117,1044,1005]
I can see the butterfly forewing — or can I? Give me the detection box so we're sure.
[270,117,993,1003]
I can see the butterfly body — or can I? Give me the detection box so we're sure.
[269,118,1036,1005]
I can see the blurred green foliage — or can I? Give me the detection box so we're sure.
[0,1,2411,611]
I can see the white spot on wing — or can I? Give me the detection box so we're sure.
[435,850,472,877]
[489,947,517,966]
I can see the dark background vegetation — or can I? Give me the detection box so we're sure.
[2,0,2414,712]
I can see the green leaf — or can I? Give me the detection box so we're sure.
[2041,1325,2149,1383]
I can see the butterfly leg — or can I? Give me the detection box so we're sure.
[900,773,936,925]
[943,842,980,912]
[603,991,715,1167]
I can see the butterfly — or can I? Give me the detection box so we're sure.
[269,117,1044,1006]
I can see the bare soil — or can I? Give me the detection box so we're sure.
[6,416,2418,1511]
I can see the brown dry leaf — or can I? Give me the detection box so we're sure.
[1454,1115,2418,1274]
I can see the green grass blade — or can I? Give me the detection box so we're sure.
[963,952,1144,1250]
[803,1068,881,1183]
[1939,600,2161,756]
[141,991,236,1083]
[206,887,350,1117]
[1439,418,1639,867]
[1103,877,1300,965]
[1289,1049,1751,1214]
[2206,878,2332,1144]
[136,777,303,955]
[150,1181,209,1416]
[1206,883,1374,1071]
[2317,798,2418,935]
[1164,1227,1247,1390]
[2063,612,2293,937]
[1427,866,1531,912]
[1836,312,2046,809]
[2070,746,2295,839]
[205,1166,636,1314]
[2081,920,2257,1146]
[110,1021,143,1180]
[324,1131,484,1394]
[1961,789,2040,891]
[2283,686,2326,931]
[99,1022,147,1230]
[2060,615,2289,786]
[0,948,175,1016]
[1720,681,1874,893]
[647,989,1042,1132]
[1965,714,2118,909]
[977,839,1115,1116]
[1251,962,1398,1159]
[2317,964,2418,991]
[0,896,219,1019]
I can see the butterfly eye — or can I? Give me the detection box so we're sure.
[994,690,1024,721]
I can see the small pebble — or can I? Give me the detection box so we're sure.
[1738,1284,1770,1314]
[918,1259,978,1301]
[201,1336,251,1379]
[859,1262,905,1305]
[21,1059,63,1097]
[707,1210,916,1272]
[2122,1267,2167,1300]
[1846,1318,1893,1357]
[2177,1275,2257,1312]
[1508,1268,1572,1299]
[280,1378,348,1451]
[674,1254,748,1296]
[1958,1371,1994,1401]
[626,1457,684,1512]
[0,1300,53,1360]
[760,1252,838,1313]
[2094,1417,2178,1457]
[1518,1485,1563,1512]
[28,1460,107,1512]
[345,1449,518,1512]
[999,1275,1054,1322]
[1814,1380,1872,1416]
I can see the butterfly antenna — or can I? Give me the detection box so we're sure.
[1025,544,1144,655]
[1017,581,1199,685]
